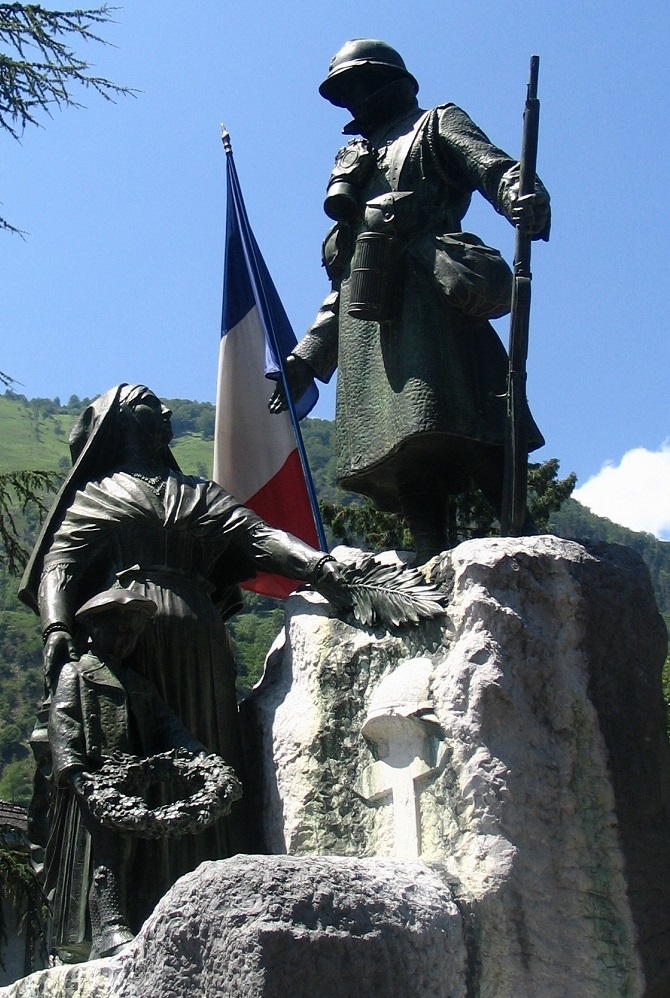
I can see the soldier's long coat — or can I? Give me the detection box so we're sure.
[295,103,547,511]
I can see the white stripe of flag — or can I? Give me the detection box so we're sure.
[213,139,322,599]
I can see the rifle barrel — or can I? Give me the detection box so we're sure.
[500,56,541,537]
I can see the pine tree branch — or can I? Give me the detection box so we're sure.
[1,4,135,231]
[0,828,47,971]
[0,469,59,575]
[0,5,134,139]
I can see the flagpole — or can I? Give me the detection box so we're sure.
[220,126,328,553]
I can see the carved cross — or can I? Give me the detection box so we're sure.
[358,714,443,859]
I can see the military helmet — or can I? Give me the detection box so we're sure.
[319,39,419,106]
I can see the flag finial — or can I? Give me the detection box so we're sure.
[220,124,232,155]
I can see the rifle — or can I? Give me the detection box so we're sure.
[500,55,541,536]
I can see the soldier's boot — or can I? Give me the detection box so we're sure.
[398,485,449,565]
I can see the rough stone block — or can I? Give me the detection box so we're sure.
[2,856,466,998]
[245,536,670,997]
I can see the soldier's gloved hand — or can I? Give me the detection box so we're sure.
[268,355,315,414]
[312,557,353,612]
[511,192,550,237]
[43,628,78,693]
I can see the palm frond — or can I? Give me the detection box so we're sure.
[340,558,447,628]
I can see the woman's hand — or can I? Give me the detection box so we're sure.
[312,558,353,612]
[43,629,78,692]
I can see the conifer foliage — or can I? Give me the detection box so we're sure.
[0,469,58,575]
[0,2,132,232]
[0,824,46,974]
[321,459,577,551]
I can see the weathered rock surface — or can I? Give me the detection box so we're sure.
[1,855,466,998]
[244,536,670,998]
[0,961,116,998]
[8,536,669,998]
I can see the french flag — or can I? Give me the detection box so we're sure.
[213,131,325,599]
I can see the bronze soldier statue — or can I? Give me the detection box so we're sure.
[270,39,550,563]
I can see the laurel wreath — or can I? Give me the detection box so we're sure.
[79,748,242,839]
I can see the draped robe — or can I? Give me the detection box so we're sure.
[38,469,323,925]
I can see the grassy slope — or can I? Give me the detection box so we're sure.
[0,396,211,478]
[170,434,212,477]
[0,397,71,473]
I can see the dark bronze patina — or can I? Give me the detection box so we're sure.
[19,384,350,953]
[46,588,214,961]
[501,56,543,537]
[270,40,551,563]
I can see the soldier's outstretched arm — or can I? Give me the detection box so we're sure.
[268,289,340,414]
[268,354,319,414]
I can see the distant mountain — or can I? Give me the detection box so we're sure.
[550,499,670,621]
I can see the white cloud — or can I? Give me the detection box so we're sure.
[573,442,670,540]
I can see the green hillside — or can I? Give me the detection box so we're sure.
[0,392,343,502]
[549,499,670,741]
[5,388,667,608]
[0,395,72,473]
[0,390,668,804]
[550,499,670,622]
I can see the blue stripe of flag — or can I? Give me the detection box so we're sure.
[221,154,318,420]
[221,175,254,332]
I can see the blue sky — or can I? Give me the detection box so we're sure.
[2,2,669,536]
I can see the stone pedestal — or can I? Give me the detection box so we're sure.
[244,536,670,998]
[6,536,669,998]
[1,856,466,998]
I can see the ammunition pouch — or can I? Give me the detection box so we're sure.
[363,191,419,236]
